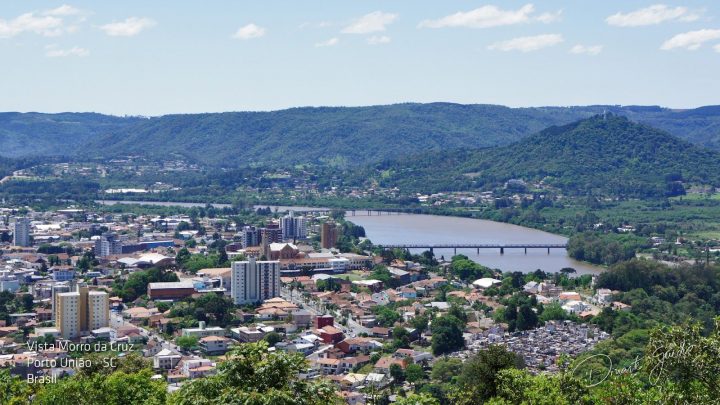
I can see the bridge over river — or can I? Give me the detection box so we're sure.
[376,243,568,255]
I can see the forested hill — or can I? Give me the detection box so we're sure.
[372,115,720,198]
[1,104,720,167]
[0,112,144,157]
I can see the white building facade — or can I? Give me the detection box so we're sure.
[231,258,281,305]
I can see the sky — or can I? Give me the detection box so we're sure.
[1,1,719,115]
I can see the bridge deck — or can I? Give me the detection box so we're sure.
[378,243,567,249]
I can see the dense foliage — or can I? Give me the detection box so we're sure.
[373,115,720,197]
[4,105,720,167]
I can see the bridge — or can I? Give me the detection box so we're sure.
[377,243,568,255]
[272,208,410,217]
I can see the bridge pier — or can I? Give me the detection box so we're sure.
[454,247,457,255]
[524,247,527,254]
[477,248,479,254]
[500,247,504,255]
[547,247,550,254]
[430,247,434,254]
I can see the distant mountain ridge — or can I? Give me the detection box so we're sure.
[372,115,720,197]
[1,104,719,167]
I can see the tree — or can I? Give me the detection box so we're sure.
[410,314,429,332]
[431,358,463,383]
[395,393,439,405]
[453,345,525,403]
[389,363,405,383]
[264,331,282,347]
[0,369,33,405]
[171,341,338,404]
[405,363,425,385]
[431,315,464,355]
[176,335,199,351]
[516,304,539,331]
[373,306,401,327]
[642,318,720,400]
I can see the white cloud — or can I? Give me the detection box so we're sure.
[45,45,89,57]
[233,23,265,40]
[607,5,700,27]
[715,44,720,53]
[367,35,391,45]
[43,5,82,16]
[488,34,564,52]
[315,37,339,47]
[537,10,563,24]
[342,11,397,34]
[99,17,156,37]
[419,4,538,29]
[570,44,603,55]
[0,12,65,38]
[660,29,720,50]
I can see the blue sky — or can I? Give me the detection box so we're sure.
[1,1,719,115]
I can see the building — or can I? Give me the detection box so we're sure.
[51,267,75,282]
[269,243,300,260]
[260,224,283,244]
[0,270,20,293]
[230,258,281,305]
[182,321,226,338]
[199,336,232,355]
[12,217,31,247]
[94,232,123,257]
[147,281,195,300]
[280,211,307,240]
[51,283,71,320]
[240,225,260,248]
[321,221,340,249]
[55,285,109,339]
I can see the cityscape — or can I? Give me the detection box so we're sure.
[2,1,720,404]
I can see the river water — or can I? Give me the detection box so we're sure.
[95,200,602,274]
[346,212,602,275]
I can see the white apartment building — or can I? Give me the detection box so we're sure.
[280,211,307,240]
[231,258,281,305]
[55,285,109,339]
[88,290,110,330]
[55,292,80,339]
[12,217,31,247]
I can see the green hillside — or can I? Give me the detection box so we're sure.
[0,112,143,157]
[373,115,720,198]
[1,104,719,167]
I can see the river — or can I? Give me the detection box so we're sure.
[95,200,602,274]
[347,212,602,275]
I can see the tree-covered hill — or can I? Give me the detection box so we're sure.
[85,104,601,167]
[1,103,719,167]
[373,115,720,198]
[0,112,144,157]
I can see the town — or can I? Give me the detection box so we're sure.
[0,204,627,403]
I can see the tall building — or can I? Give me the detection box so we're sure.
[230,258,281,305]
[321,221,340,249]
[240,225,260,248]
[55,284,109,339]
[95,232,123,257]
[260,223,282,244]
[50,282,71,320]
[12,217,31,247]
[280,211,307,240]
